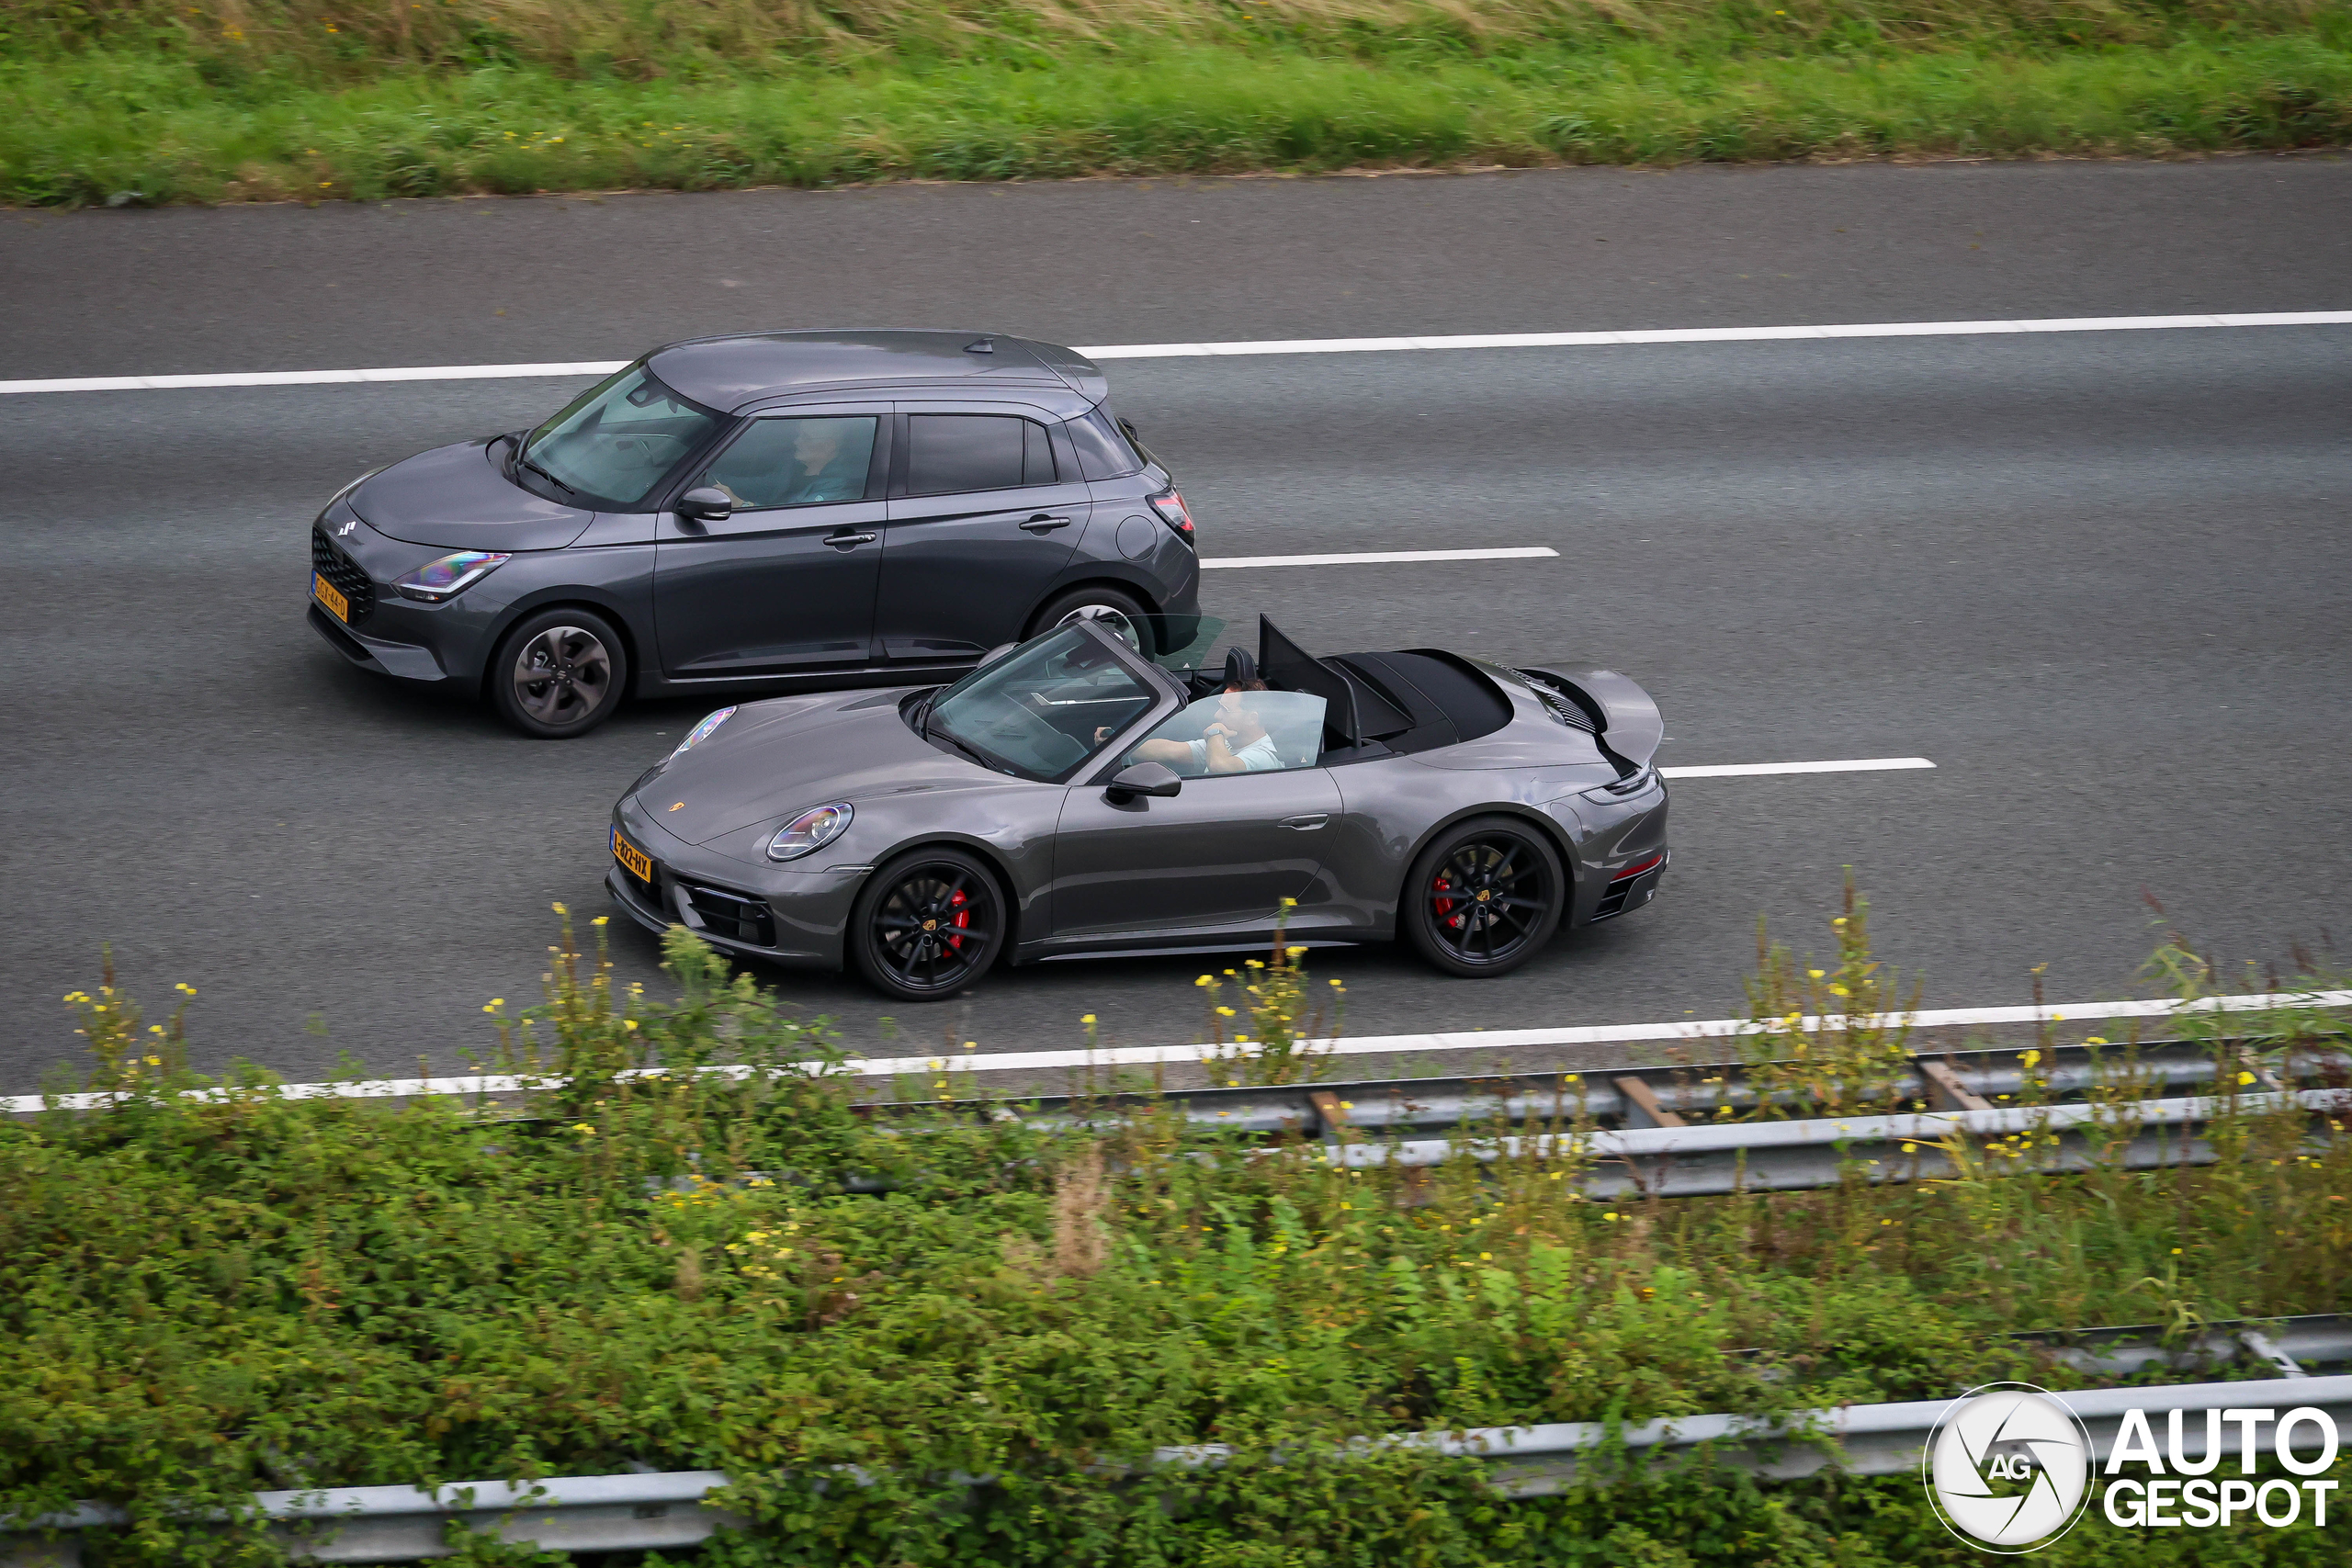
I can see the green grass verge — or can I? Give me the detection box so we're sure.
[4,28,2350,207]
[3,901,2349,1563]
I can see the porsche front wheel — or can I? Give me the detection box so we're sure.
[1402,818,1565,978]
[850,849,1007,1001]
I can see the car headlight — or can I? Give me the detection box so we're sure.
[394,550,511,604]
[671,705,737,760]
[766,802,853,863]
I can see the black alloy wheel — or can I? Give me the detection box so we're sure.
[490,607,628,739]
[851,848,1007,1001]
[1401,818,1566,978]
[1030,583,1151,658]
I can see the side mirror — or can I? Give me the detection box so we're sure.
[1105,761,1182,803]
[677,487,733,524]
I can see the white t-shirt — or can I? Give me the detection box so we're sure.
[1188,731,1285,773]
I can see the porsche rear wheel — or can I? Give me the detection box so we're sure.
[850,849,1007,1001]
[1402,818,1565,978]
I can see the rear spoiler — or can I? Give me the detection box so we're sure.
[1516,663,1664,769]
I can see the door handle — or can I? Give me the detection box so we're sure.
[824,530,879,550]
[1020,513,1073,534]
[1280,814,1329,830]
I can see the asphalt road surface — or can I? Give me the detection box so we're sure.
[4,157,2349,1091]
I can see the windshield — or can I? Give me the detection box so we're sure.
[927,626,1159,781]
[521,366,724,508]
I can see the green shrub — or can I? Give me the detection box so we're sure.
[2,908,2347,1563]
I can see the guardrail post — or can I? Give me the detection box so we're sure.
[1612,1076,1685,1129]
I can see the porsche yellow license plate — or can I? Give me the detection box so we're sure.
[312,572,350,623]
[612,829,653,884]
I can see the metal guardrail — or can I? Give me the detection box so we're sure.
[1324,1087,2352,1198]
[13,1368,2347,1562]
[879,1038,2351,1140]
[2026,1313,2352,1382]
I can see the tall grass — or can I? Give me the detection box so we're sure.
[0,0,2346,205]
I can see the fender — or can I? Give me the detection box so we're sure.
[1516,662,1664,769]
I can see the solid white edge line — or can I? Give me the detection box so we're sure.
[1658,757,1936,779]
[1203,547,1559,569]
[6,312,2348,395]
[10,988,2348,1112]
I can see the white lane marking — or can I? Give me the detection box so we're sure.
[10,989,2346,1111]
[1080,311,2352,359]
[1659,757,1936,779]
[5,311,2346,395]
[0,361,632,395]
[1203,546,1558,570]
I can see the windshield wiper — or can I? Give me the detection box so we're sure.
[927,722,998,773]
[517,451,580,500]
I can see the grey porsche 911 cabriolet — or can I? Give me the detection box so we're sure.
[606,616,1668,1000]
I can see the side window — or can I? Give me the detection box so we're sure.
[905,414,1043,496]
[1068,409,1143,480]
[1121,690,1328,778]
[700,416,877,510]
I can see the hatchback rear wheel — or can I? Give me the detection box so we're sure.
[850,848,1007,1001]
[1401,817,1565,977]
[1029,584,1151,658]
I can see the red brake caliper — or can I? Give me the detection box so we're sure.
[1432,874,1461,929]
[947,887,969,950]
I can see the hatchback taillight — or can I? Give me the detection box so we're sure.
[1148,489,1195,545]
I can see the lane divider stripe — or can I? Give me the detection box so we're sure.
[1659,757,1935,779]
[1080,311,2352,360]
[1203,547,1558,569]
[12,989,2343,1112]
[6,311,2346,395]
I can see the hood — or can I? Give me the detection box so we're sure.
[647,690,998,846]
[351,438,596,552]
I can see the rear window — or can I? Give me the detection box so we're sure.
[1069,408,1146,480]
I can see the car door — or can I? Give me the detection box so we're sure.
[876,405,1093,665]
[652,407,889,680]
[1048,690,1342,938]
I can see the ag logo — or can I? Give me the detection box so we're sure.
[1923,1382,2093,1553]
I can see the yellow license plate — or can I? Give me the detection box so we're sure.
[612,829,653,884]
[312,571,350,623]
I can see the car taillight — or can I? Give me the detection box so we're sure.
[1148,489,1195,545]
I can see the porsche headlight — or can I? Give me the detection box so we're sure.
[766,802,853,863]
[394,550,511,603]
[671,705,737,760]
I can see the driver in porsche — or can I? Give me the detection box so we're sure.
[1125,679,1283,775]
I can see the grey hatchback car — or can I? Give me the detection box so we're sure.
[306,330,1203,737]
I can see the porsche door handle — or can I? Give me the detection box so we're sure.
[824,530,879,550]
[1280,814,1329,830]
[1019,514,1073,534]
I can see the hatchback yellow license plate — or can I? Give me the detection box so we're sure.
[312,572,350,623]
[612,829,653,884]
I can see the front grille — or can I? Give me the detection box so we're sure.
[311,526,378,626]
[1592,853,1667,921]
[680,883,776,948]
